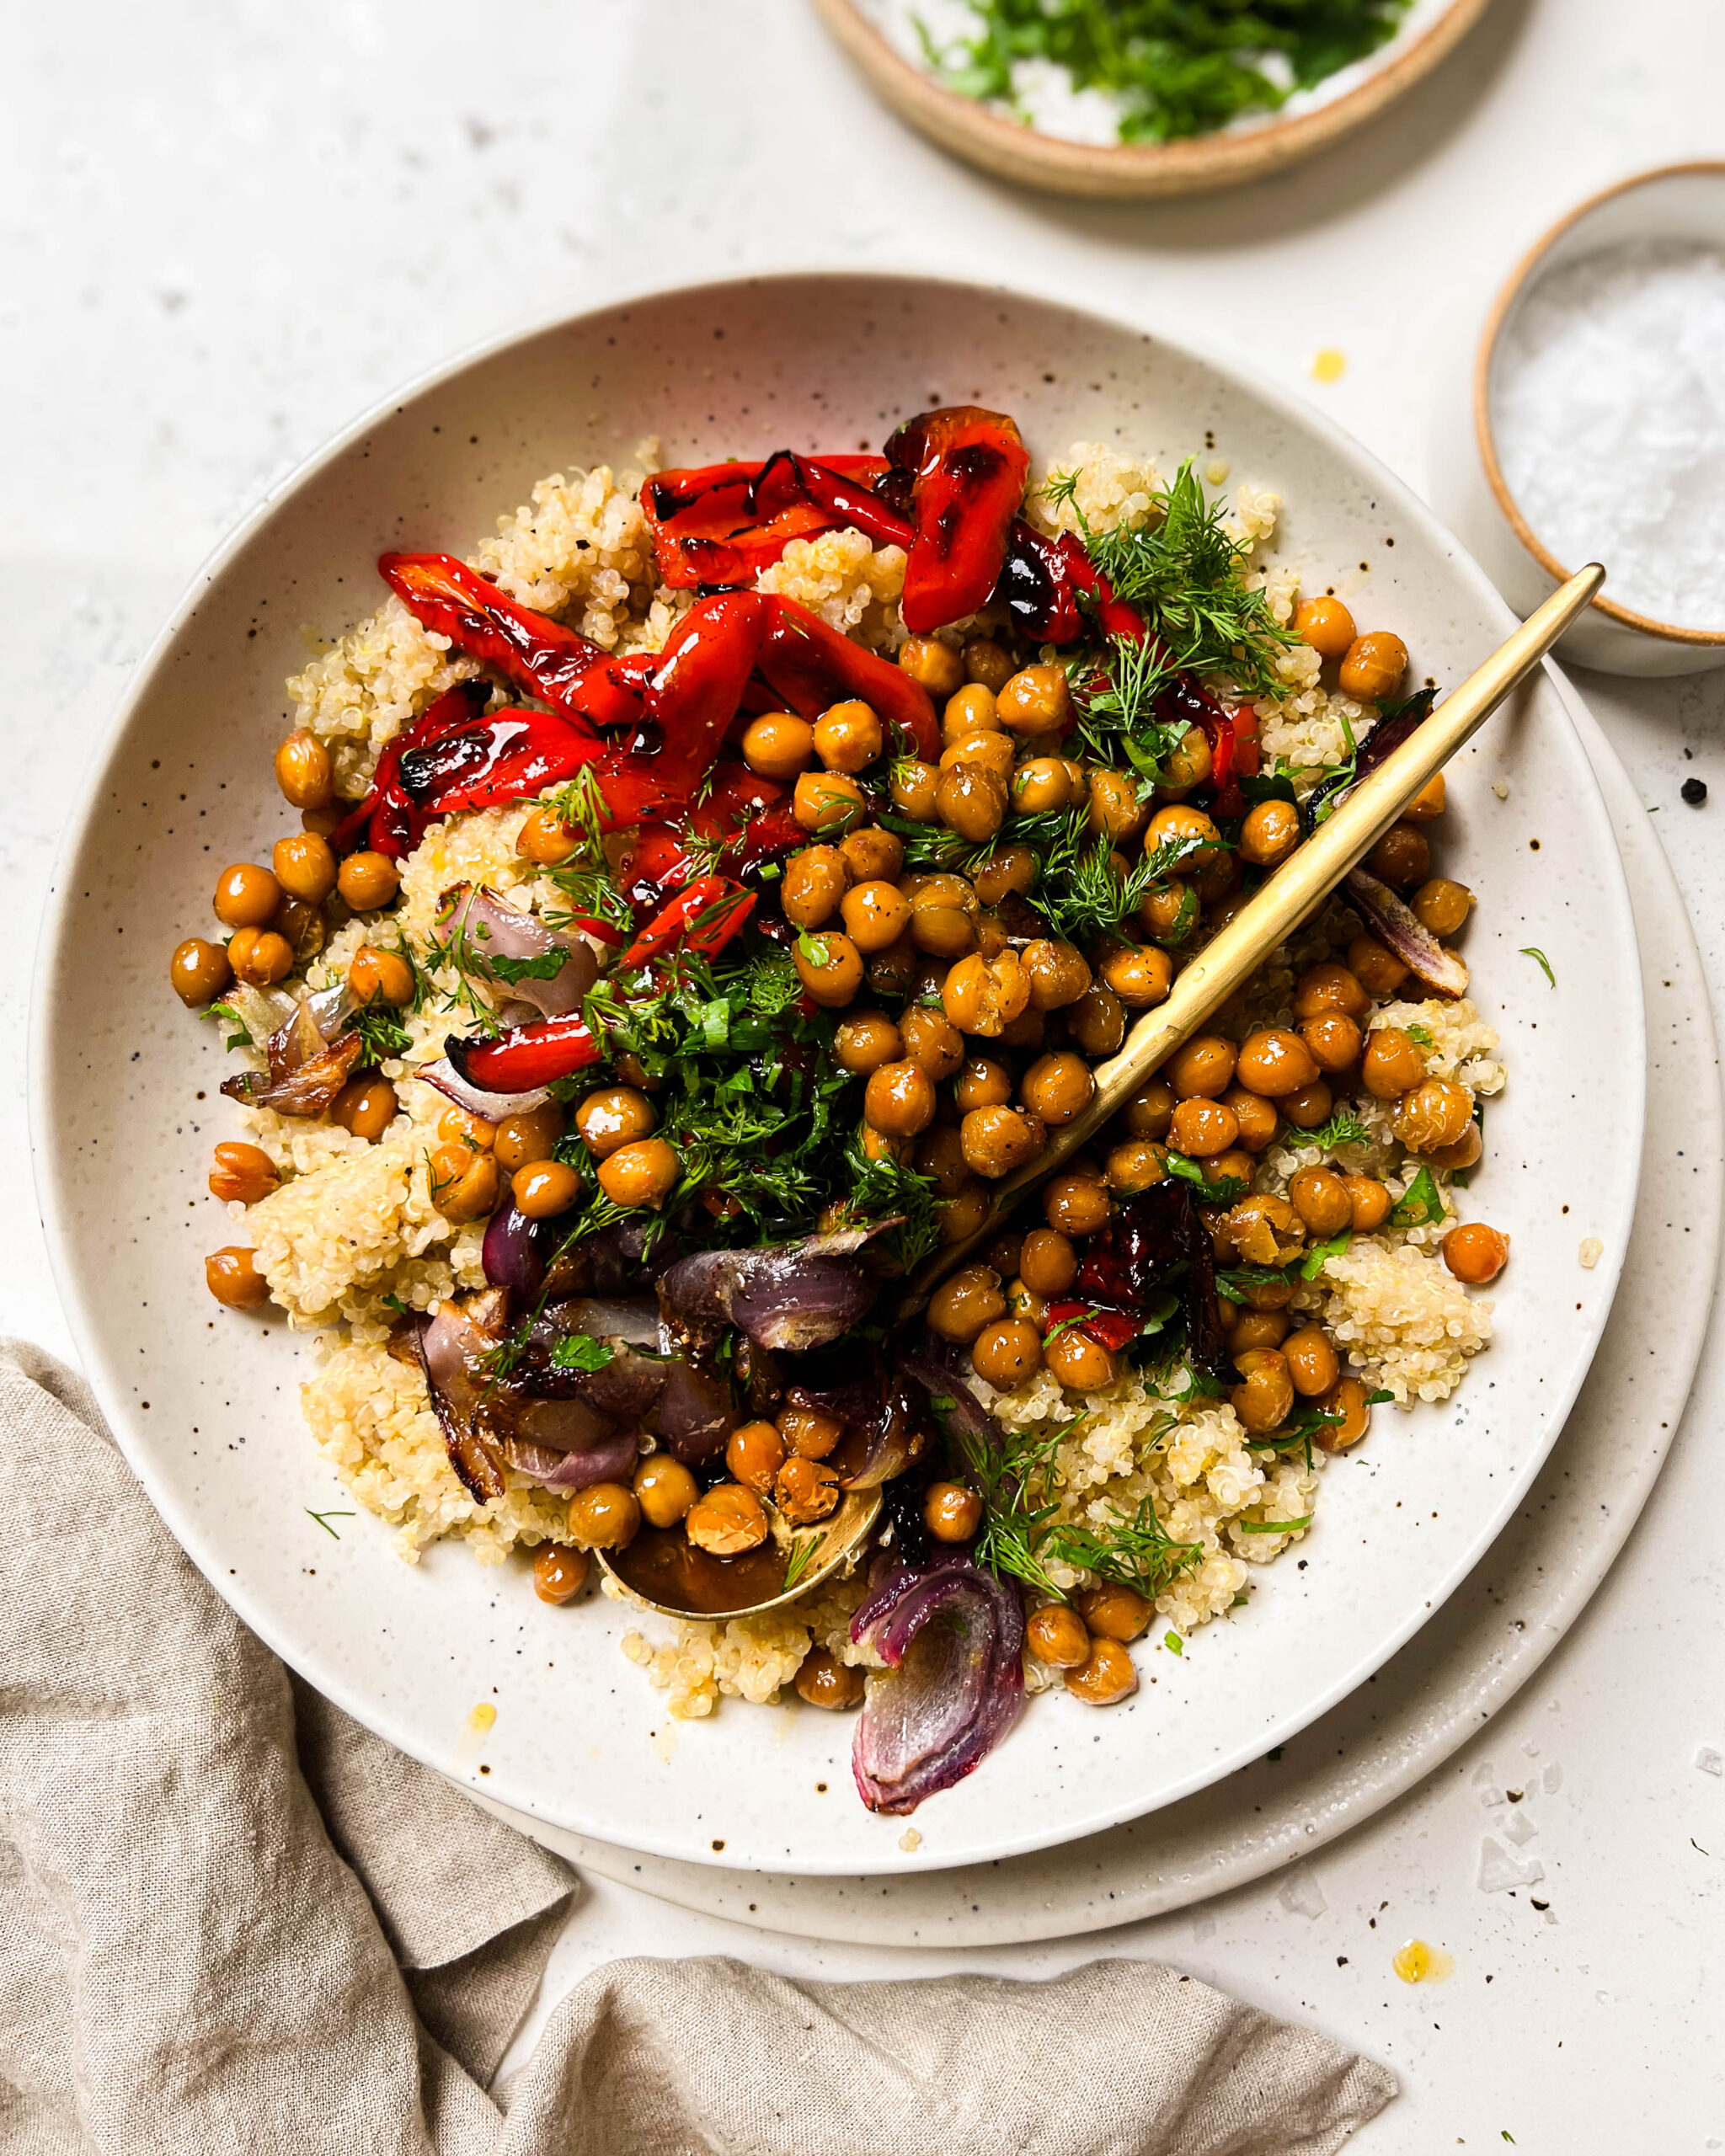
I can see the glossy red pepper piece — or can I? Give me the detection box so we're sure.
[328,680,489,857]
[618,875,755,970]
[644,454,896,588]
[445,1011,602,1096]
[883,407,1031,635]
[643,592,771,788]
[379,553,643,729]
[758,596,939,761]
[397,709,602,822]
[1043,1302,1142,1355]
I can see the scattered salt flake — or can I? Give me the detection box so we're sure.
[1503,1810,1539,1848]
[1492,780,1511,799]
[1478,1838,1546,1892]
[899,1828,922,1853]
[1278,1865,1327,1918]
[1696,1745,1724,1777]
[1578,1237,1604,1269]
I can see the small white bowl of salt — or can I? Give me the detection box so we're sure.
[1436,162,1725,675]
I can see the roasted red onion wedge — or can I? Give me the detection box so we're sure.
[419,1058,553,1120]
[499,1430,640,1492]
[437,885,600,1018]
[851,1557,1025,1816]
[1346,867,1470,998]
[221,1031,362,1119]
[658,1225,888,1353]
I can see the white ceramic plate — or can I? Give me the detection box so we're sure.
[30,273,1643,1876]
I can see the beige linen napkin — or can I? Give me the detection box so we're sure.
[0,1341,1395,2153]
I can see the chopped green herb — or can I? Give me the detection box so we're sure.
[1302,1107,1370,1153]
[1519,945,1556,987]
[305,1508,355,1539]
[350,997,414,1070]
[206,1000,252,1051]
[1164,1630,1184,1656]
[549,1334,616,1374]
[1165,1150,1249,1204]
[1239,1515,1314,1535]
[1299,1230,1352,1279]
[1406,1023,1434,1047]
[1390,1165,1445,1228]
[780,1534,821,1595]
[1215,1262,1290,1304]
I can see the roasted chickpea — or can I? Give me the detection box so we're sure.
[1412,877,1474,938]
[778,1460,840,1536]
[1219,1086,1279,1154]
[862,1125,911,1169]
[793,770,864,835]
[227,926,294,987]
[1403,771,1446,822]
[1360,1025,1424,1100]
[437,1105,494,1152]
[943,950,1029,1038]
[1206,1148,1256,1191]
[512,1161,581,1219]
[595,1136,681,1209]
[482,1105,558,1176]
[924,1481,985,1542]
[1018,1228,1077,1299]
[900,1006,965,1081]
[1017,940,1090,1015]
[1429,1123,1482,1173]
[1006,1276,1047,1328]
[1020,1050,1094,1128]
[1077,1584,1153,1643]
[1194,846,1241,905]
[349,944,414,1006]
[1239,798,1301,868]
[1146,802,1221,856]
[1339,629,1409,702]
[1230,1308,1289,1353]
[777,1404,843,1461]
[1105,1138,1167,1194]
[950,1058,1008,1114]
[1140,879,1196,945]
[268,895,323,967]
[684,1483,769,1556]
[1067,983,1125,1057]
[1231,1348,1295,1433]
[208,1142,280,1206]
[996,663,1071,737]
[213,862,281,931]
[532,1543,590,1604]
[961,1105,1043,1181]
[796,1647,866,1710]
[1279,1325,1339,1399]
[430,1145,499,1224]
[1223,1193,1306,1267]
[1045,1326,1117,1392]
[1280,1080,1334,1130]
[1087,768,1145,845]
[271,831,338,905]
[891,760,940,821]
[840,825,905,883]
[1065,1637,1137,1705]
[1299,1011,1362,1075]
[909,903,975,959]
[574,1087,654,1159]
[1119,1077,1175,1139]
[301,803,344,839]
[900,634,965,700]
[941,730,1017,782]
[1343,1174,1392,1232]
[971,846,1037,905]
[834,879,907,955]
[782,846,850,930]
[1288,1165,1352,1237]
[633,1455,699,1529]
[863,1059,937,1140]
[936,763,1009,843]
[943,681,1001,742]
[1042,1169,1110,1236]
[793,930,864,1007]
[1099,942,1173,1010]
[937,1177,993,1244]
[1315,1375,1373,1454]
[1294,594,1357,659]
[275,728,335,810]
[814,698,884,774]
[1234,1029,1319,1099]
[927,1264,1007,1345]
[1347,935,1409,999]
[740,711,816,782]
[1294,963,1370,1021]
[1167,1036,1237,1100]
[1393,1078,1474,1154]
[962,637,1014,691]
[1155,724,1213,800]
[834,1011,902,1076]
[1026,1604,1091,1668]
[1442,1221,1509,1283]
[171,937,232,1007]
[331,1075,397,1142]
[1167,1098,1237,1159]
[511,804,577,867]
[337,851,401,912]
[1365,822,1431,891]
[726,1420,785,1496]
[971,1316,1044,1390]
[1012,756,1077,814]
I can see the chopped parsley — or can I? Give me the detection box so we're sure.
[1390,1165,1445,1229]
[1519,945,1556,987]
[549,1334,616,1374]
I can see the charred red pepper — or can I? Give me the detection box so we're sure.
[328,680,489,858]
[883,407,1030,635]
[379,553,643,729]
[759,596,939,761]
[1043,1302,1142,1356]
[445,1011,602,1096]
[993,520,1151,648]
[397,710,602,821]
[644,453,900,588]
[643,592,770,788]
[618,876,754,970]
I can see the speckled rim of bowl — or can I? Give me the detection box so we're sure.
[810,0,1496,200]
[1473,160,1725,650]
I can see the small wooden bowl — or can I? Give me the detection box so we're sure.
[811,0,1494,200]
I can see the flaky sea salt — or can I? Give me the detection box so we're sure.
[1493,238,1725,630]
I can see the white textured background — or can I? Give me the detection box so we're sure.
[3,1,1723,2143]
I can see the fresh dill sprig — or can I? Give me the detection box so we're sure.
[350,998,414,1070]
[1301,1107,1370,1153]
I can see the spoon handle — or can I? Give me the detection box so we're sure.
[900,563,1605,1311]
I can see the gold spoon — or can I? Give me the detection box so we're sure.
[603,563,1602,1621]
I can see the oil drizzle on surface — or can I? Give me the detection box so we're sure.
[1393,1938,1454,1984]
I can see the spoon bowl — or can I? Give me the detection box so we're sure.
[601,1487,884,1622]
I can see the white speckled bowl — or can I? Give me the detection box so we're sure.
[30,274,1643,1876]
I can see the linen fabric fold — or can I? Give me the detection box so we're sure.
[0,1342,1394,2154]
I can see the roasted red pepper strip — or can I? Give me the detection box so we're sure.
[445,1011,601,1096]
[1043,1302,1141,1355]
[758,596,939,761]
[397,710,602,821]
[644,592,771,788]
[644,454,895,588]
[884,407,1030,635]
[328,680,489,857]
[993,520,1086,644]
[618,876,755,970]
[379,553,643,729]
